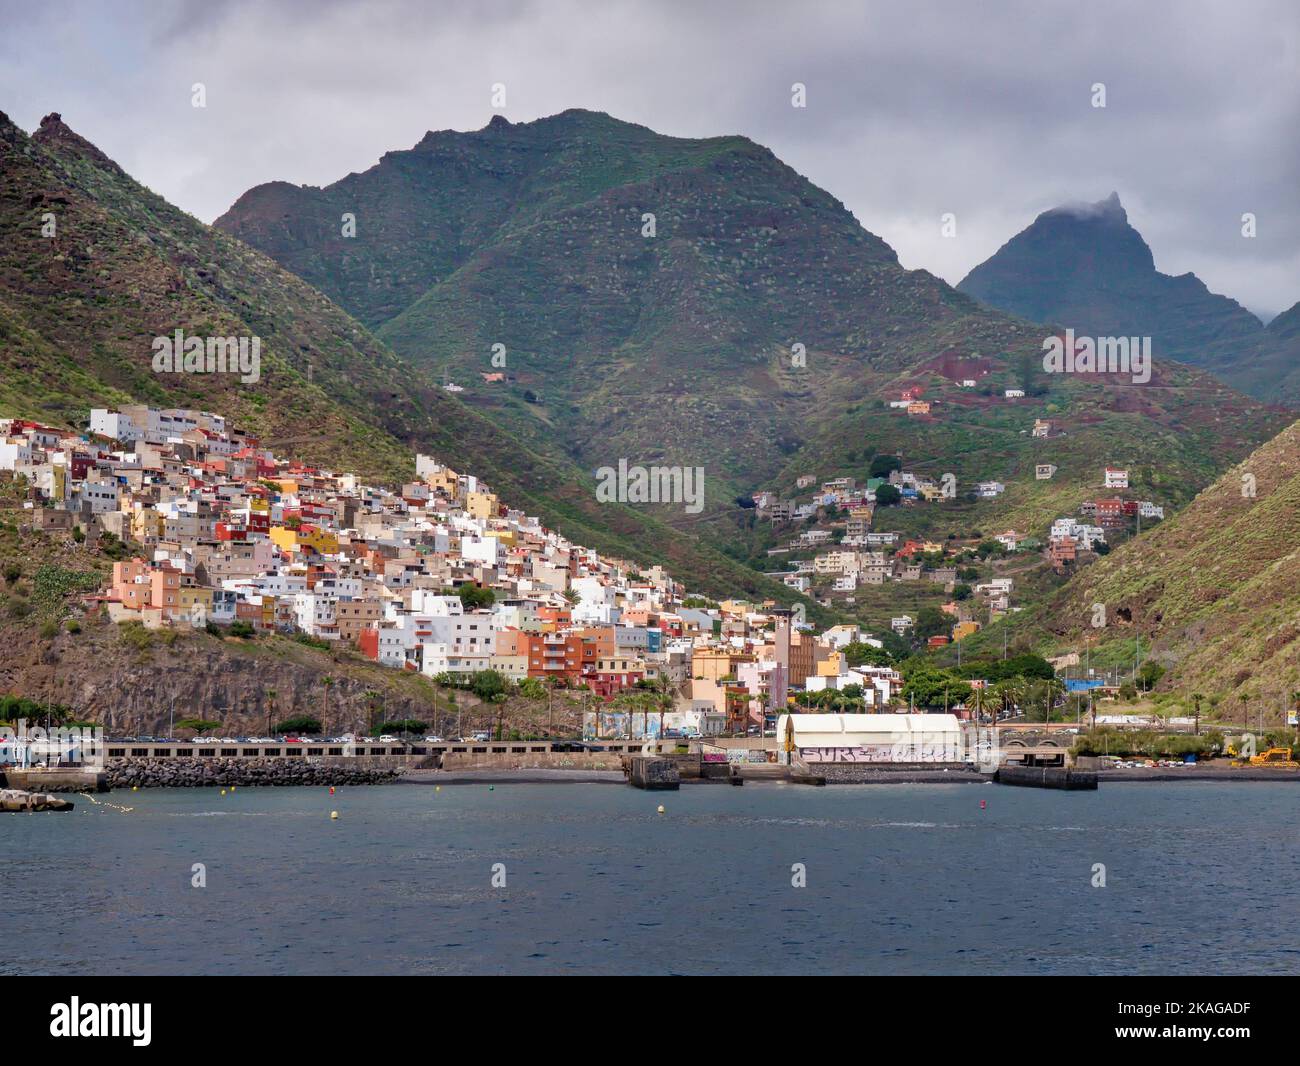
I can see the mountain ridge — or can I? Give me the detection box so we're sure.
[0,107,810,605]
[958,192,1297,402]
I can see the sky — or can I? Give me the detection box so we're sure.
[2,0,1296,317]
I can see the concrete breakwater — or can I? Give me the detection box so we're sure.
[1,768,108,793]
[811,764,985,785]
[1,787,74,811]
[107,757,402,789]
[995,764,1098,790]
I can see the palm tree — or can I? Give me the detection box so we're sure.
[647,672,677,740]
[363,689,381,737]
[321,675,335,734]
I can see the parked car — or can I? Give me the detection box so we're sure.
[423,735,444,743]
[378,735,398,743]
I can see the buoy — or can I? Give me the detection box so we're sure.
[489,785,494,791]
[657,804,665,814]
[980,799,987,810]
[435,785,441,792]
[330,810,339,820]
[329,786,335,795]
[131,785,138,792]
[230,786,236,792]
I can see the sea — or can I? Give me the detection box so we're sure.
[3,780,1297,975]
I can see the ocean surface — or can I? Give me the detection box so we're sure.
[4,780,1298,975]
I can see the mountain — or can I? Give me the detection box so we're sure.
[985,416,1300,700]
[0,110,804,604]
[958,193,1298,403]
[218,112,1287,567]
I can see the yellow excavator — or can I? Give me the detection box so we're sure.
[1231,746,1299,769]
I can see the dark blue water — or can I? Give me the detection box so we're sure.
[4,781,1298,975]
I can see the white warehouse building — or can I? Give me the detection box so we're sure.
[776,713,965,765]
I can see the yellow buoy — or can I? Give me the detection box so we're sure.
[435,785,441,792]
[220,789,226,796]
[330,810,339,820]
[657,804,665,814]
[131,785,138,792]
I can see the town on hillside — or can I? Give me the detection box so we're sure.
[0,404,1177,736]
[3,405,934,737]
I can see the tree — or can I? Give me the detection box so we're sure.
[469,669,508,702]
[456,584,496,610]
[1137,661,1165,691]
[843,642,894,668]
[643,672,678,739]
[912,607,951,644]
[275,714,322,735]
[874,484,901,507]
[902,668,972,711]
[263,688,277,737]
[990,678,1023,722]
[869,454,903,479]
[176,717,221,734]
[321,675,335,732]
[363,689,382,736]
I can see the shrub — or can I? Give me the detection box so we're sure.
[373,719,426,736]
[274,715,323,735]
[119,621,153,650]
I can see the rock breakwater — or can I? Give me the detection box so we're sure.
[107,757,401,788]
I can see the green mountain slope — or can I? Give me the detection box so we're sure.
[0,110,808,605]
[218,111,1287,562]
[962,417,1300,700]
[958,193,1298,403]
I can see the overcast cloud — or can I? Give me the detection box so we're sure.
[1,0,1296,315]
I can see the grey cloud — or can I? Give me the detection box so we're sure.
[1,0,1295,313]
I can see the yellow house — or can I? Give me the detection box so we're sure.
[425,467,459,497]
[953,620,981,641]
[178,586,214,625]
[466,490,499,520]
[269,525,339,556]
[817,650,844,676]
[692,647,752,682]
[131,507,165,541]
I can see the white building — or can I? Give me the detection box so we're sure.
[775,713,964,764]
